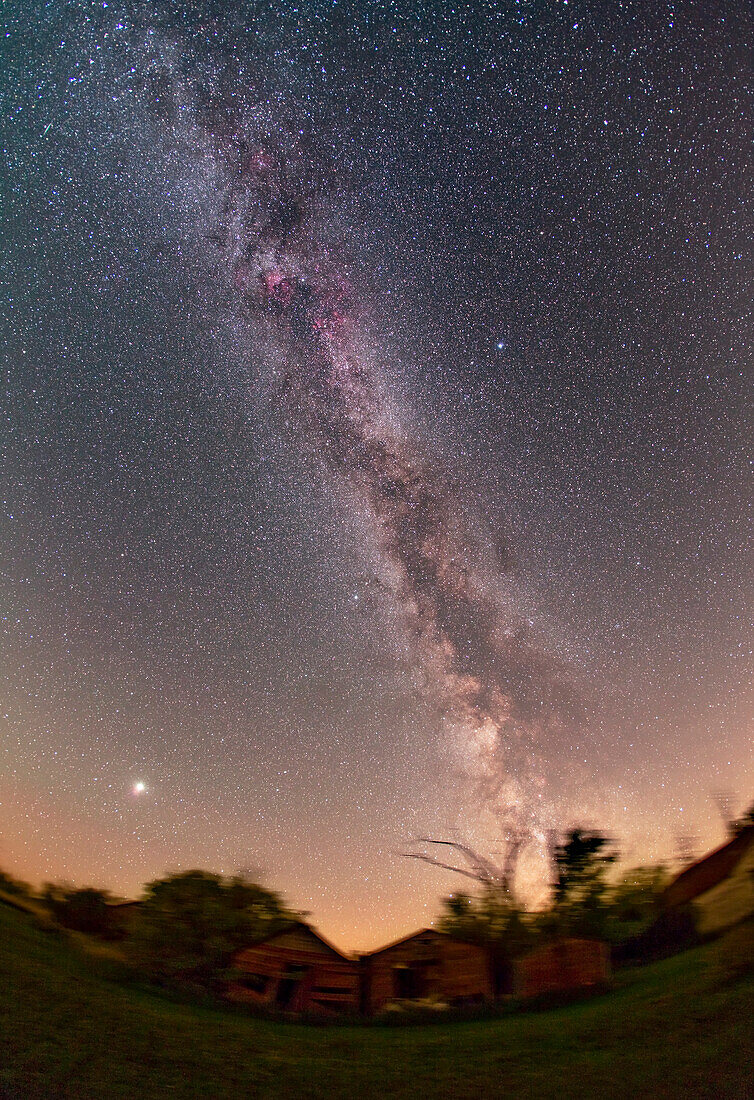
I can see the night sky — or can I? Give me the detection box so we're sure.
[1,0,751,950]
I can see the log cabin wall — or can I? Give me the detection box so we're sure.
[362,929,493,1015]
[229,925,360,1014]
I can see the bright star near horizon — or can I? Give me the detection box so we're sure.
[133,781,146,795]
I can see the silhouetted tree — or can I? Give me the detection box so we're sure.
[437,884,534,994]
[128,870,291,992]
[552,829,617,904]
[602,865,670,943]
[732,800,754,836]
[0,868,32,899]
[543,828,617,939]
[43,885,115,936]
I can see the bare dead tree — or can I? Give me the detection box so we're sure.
[674,833,699,869]
[402,833,526,897]
[502,833,526,891]
[711,789,737,836]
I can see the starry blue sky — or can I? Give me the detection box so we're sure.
[1,0,751,949]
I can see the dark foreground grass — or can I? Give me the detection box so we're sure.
[1,902,752,1099]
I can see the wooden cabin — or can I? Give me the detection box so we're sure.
[662,824,754,935]
[228,923,360,1015]
[361,928,493,1014]
[514,938,610,999]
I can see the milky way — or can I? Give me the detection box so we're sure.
[155,48,585,853]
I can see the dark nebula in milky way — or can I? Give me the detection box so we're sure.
[154,48,580,840]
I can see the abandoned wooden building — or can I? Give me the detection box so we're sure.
[228,919,622,1015]
[360,928,494,1014]
[228,923,360,1014]
[514,938,611,999]
[662,823,754,935]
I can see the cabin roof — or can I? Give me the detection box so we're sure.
[243,921,354,961]
[663,824,754,909]
[362,927,451,958]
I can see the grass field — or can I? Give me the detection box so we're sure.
[1,901,752,1099]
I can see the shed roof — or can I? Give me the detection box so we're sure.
[663,824,754,909]
[362,927,446,958]
[243,920,355,961]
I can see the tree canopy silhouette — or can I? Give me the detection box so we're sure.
[128,870,292,991]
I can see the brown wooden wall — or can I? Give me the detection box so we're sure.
[362,930,493,1014]
[514,938,610,999]
[231,926,613,1016]
[229,926,359,1014]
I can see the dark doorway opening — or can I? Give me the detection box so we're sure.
[493,958,514,996]
[275,966,308,1008]
[394,961,433,1000]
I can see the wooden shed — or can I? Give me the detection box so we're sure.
[662,824,754,935]
[361,928,493,1014]
[228,923,359,1015]
[514,938,610,999]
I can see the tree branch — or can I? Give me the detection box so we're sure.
[401,852,489,883]
[415,837,504,882]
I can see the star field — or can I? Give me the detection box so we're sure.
[1,0,751,949]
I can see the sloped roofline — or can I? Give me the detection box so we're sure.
[361,926,449,958]
[663,824,754,908]
[243,920,355,961]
